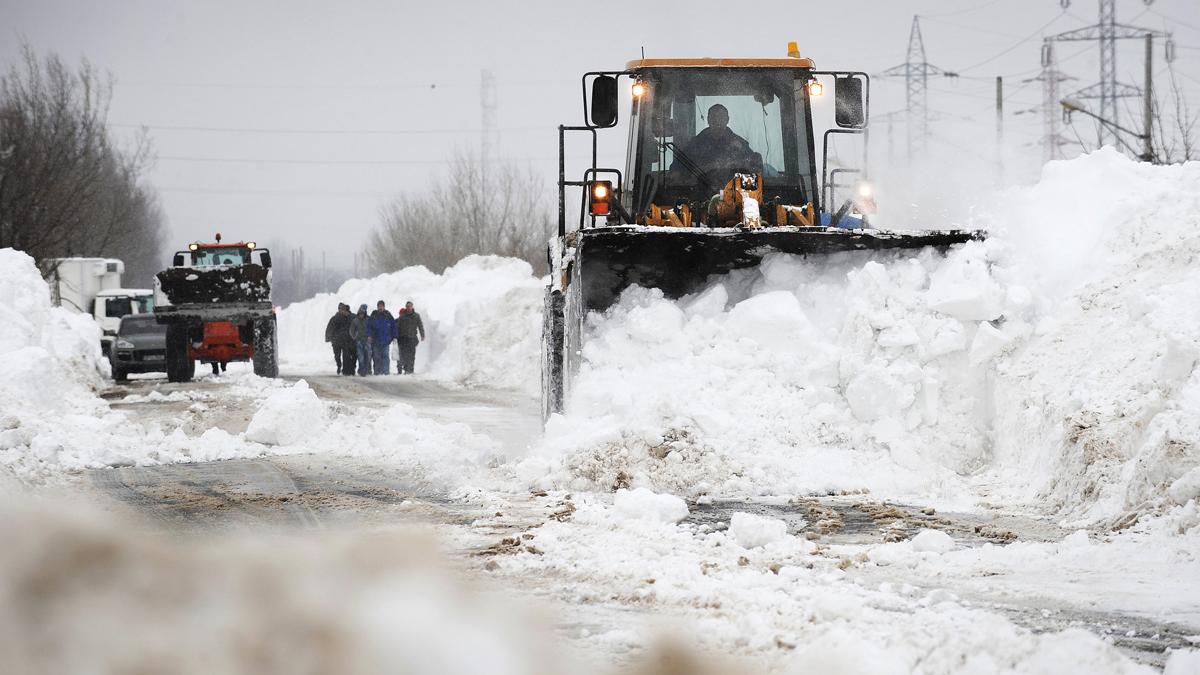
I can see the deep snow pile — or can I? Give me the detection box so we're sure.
[277,255,543,392]
[0,499,565,675]
[521,149,1199,525]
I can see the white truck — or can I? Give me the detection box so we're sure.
[43,258,155,356]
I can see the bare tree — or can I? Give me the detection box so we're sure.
[367,149,552,274]
[0,44,166,286]
[1153,67,1197,164]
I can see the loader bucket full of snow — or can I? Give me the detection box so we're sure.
[540,225,980,419]
[569,226,980,312]
[541,54,984,419]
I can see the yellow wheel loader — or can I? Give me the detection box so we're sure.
[542,46,981,419]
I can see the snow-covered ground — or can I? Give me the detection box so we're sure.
[1,149,1198,673]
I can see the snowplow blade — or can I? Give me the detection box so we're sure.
[572,226,982,311]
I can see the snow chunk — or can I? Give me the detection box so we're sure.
[245,380,327,446]
[612,488,688,524]
[728,512,789,548]
[926,242,1003,320]
[968,322,1011,366]
[1165,648,1200,675]
[1169,468,1200,506]
[910,528,955,554]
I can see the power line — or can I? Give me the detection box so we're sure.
[156,186,393,197]
[113,79,559,91]
[918,0,1007,19]
[109,122,546,135]
[154,155,570,165]
[1147,8,1200,34]
[959,10,1071,73]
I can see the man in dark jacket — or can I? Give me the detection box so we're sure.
[324,303,347,373]
[366,300,396,375]
[329,303,356,376]
[395,300,425,375]
[349,304,371,375]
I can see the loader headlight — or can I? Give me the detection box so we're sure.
[631,81,648,98]
[246,241,256,250]
[188,243,199,251]
[856,183,873,198]
[807,79,824,97]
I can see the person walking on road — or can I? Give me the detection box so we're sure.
[350,304,371,376]
[330,303,356,376]
[395,300,425,375]
[367,300,396,375]
[324,303,347,373]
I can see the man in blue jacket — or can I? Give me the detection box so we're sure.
[366,300,396,375]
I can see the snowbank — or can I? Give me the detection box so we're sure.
[0,498,565,675]
[0,250,301,485]
[277,256,543,392]
[519,149,1200,525]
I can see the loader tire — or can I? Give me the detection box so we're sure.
[541,287,565,422]
[252,317,279,378]
[165,324,192,383]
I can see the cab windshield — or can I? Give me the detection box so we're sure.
[629,68,816,215]
[192,247,250,266]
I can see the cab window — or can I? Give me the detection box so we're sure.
[192,248,248,266]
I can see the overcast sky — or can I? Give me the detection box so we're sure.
[4,0,1198,268]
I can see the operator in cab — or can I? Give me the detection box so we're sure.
[672,103,762,188]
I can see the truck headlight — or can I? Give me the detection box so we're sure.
[115,339,135,349]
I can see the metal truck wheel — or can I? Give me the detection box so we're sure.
[252,317,279,378]
[165,324,192,383]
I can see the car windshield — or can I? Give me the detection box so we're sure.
[120,317,163,336]
[192,247,249,266]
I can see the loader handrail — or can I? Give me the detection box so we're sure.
[558,125,598,237]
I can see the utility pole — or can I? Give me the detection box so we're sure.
[1030,41,1076,163]
[881,16,958,159]
[995,76,1004,185]
[1143,33,1153,162]
[480,69,498,186]
[1047,0,1170,149]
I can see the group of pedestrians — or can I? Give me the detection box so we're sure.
[324,299,425,376]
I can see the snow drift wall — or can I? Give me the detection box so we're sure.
[277,256,543,392]
[520,149,1199,525]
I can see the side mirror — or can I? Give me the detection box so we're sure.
[259,250,272,269]
[172,253,185,266]
[835,77,865,128]
[590,75,619,128]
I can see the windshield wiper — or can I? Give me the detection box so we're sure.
[663,141,717,195]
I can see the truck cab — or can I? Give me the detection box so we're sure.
[43,257,155,357]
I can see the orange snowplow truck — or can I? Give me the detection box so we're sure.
[153,235,278,382]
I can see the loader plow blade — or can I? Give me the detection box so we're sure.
[574,226,982,311]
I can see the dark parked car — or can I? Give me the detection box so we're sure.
[109,314,168,382]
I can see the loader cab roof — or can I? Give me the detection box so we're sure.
[176,242,269,268]
[625,57,817,70]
